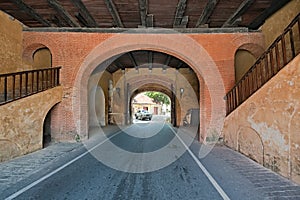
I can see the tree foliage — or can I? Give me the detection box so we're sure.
[144,91,170,105]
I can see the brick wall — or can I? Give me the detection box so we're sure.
[22,31,264,142]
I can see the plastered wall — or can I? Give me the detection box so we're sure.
[98,70,112,126]
[234,1,300,84]
[0,86,63,162]
[261,0,300,48]
[234,50,256,82]
[223,55,300,184]
[0,11,23,73]
[33,48,52,69]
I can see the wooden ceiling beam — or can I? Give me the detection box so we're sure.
[148,51,153,70]
[249,0,290,30]
[11,0,51,26]
[196,0,219,28]
[138,0,148,27]
[179,16,189,28]
[128,53,138,69]
[71,0,98,27]
[173,0,187,28]
[48,0,80,27]
[164,55,172,66]
[176,61,184,69]
[146,14,154,28]
[24,27,250,33]
[51,15,67,27]
[75,12,88,26]
[115,62,125,70]
[222,0,254,27]
[104,0,124,28]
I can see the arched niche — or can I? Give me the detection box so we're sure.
[33,48,52,69]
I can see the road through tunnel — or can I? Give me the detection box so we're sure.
[87,50,201,139]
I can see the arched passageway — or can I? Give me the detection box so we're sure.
[22,30,264,142]
[130,86,174,126]
[86,49,201,139]
[74,34,226,141]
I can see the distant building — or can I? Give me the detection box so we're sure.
[132,93,162,115]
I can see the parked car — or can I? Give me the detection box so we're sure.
[135,109,152,120]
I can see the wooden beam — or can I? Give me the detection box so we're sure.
[104,0,124,28]
[75,13,88,26]
[138,0,148,27]
[71,0,98,27]
[24,27,250,33]
[128,53,138,69]
[48,0,80,27]
[196,0,219,28]
[12,0,51,26]
[164,55,172,66]
[176,61,184,69]
[148,51,153,70]
[222,0,254,27]
[146,14,154,27]
[51,15,67,27]
[173,0,187,28]
[178,16,189,28]
[249,0,290,30]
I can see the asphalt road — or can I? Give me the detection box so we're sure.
[3,116,275,200]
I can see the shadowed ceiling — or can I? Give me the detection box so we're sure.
[0,0,290,30]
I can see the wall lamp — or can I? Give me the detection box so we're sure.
[180,88,184,98]
[149,66,152,73]
[162,66,166,74]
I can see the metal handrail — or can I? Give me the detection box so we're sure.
[225,13,300,115]
[0,66,61,105]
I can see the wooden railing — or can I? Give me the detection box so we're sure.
[0,67,61,105]
[225,14,300,115]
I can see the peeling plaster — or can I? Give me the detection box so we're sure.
[247,116,289,152]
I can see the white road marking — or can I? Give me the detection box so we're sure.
[6,123,230,200]
[5,131,122,200]
[169,125,231,200]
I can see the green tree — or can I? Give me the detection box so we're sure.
[144,91,170,105]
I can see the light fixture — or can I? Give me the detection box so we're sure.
[180,88,184,98]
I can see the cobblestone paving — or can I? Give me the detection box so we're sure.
[0,125,121,194]
[0,134,299,199]
[0,142,82,191]
[213,146,300,199]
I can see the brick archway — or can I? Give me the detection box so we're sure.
[22,34,63,67]
[127,75,177,126]
[73,33,226,140]
[237,43,265,58]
